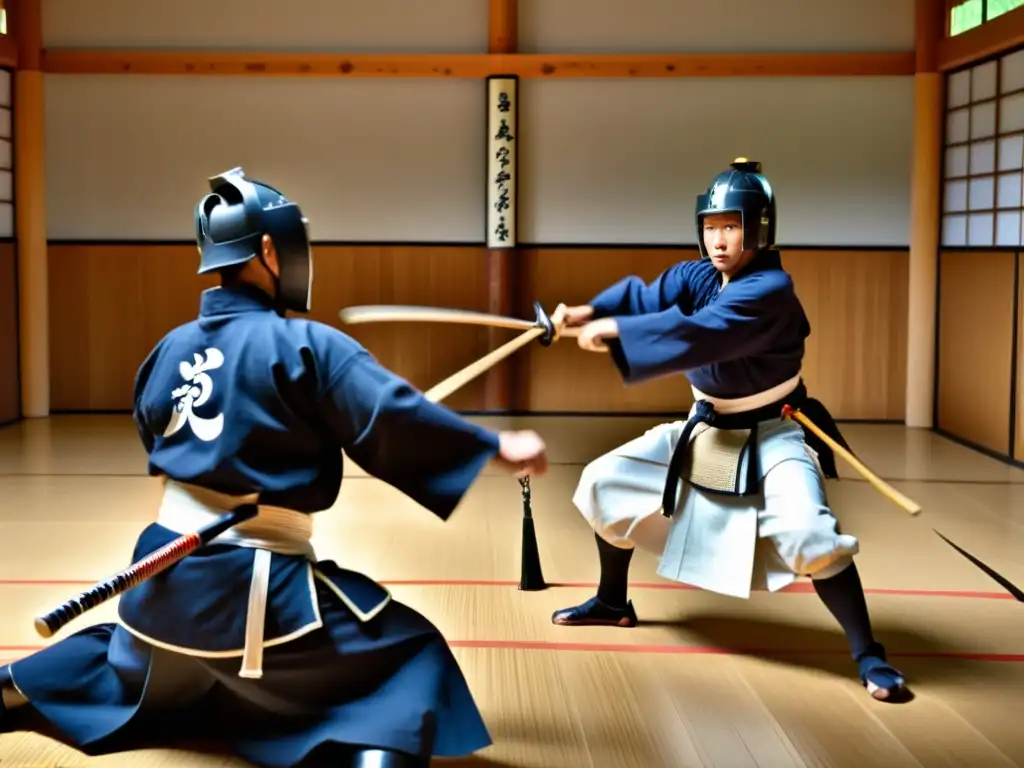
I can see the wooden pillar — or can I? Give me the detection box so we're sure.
[483,0,518,411]
[906,0,945,428]
[13,0,48,418]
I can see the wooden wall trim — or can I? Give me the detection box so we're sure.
[13,0,50,419]
[906,0,944,428]
[482,0,518,411]
[489,0,517,54]
[0,244,19,425]
[0,37,18,69]
[39,50,916,79]
[10,0,40,70]
[1015,252,1024,462]
[916,0,944,73]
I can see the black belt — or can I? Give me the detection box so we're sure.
[661,381,815,518]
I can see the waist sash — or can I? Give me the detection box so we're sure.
[154,479,316,679]
[661,375,851,518]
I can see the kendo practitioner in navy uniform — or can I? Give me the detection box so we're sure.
[0,168,550,766]
[548,159,909,703]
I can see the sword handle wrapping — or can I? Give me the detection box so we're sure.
[33,505,258,639]
[34,533,202,638]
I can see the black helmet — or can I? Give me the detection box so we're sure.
[695,158,776,259]
[194,168,313,313]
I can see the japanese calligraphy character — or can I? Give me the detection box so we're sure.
[497,92,511,113]
[494,190,510,213]
[495,147,510,169]
[494,120,514,142]
[494,217,510,242]
[163,348,226,442]
[494,170,511,185]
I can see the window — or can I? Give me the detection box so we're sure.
[951,0,984,35]
[949,0,1024,36]
[941,50,1024,246]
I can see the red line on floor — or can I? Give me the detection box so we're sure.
[0,641,1021,663]
[379,579,1017,601]
[447,641,1024,662]
[0,578,1013,601]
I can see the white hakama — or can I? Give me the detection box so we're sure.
[573,381,859,599]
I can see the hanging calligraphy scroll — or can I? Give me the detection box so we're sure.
[486,75,518,249]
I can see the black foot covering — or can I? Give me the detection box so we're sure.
[857,642,910,703]
[551,595,637,627]
[349,747,427,767]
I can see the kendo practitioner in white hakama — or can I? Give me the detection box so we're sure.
[0,168,550,766]
[550,159,910,703]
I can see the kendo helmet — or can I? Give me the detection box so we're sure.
[695,158,776,259]
[194,167,313,314]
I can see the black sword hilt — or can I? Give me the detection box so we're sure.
[34,504,259,638]
[533,301,556,347]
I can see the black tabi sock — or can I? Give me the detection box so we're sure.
[811,561,876,659]
[595,532,633,609]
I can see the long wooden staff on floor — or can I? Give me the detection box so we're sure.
[34,303,564,638]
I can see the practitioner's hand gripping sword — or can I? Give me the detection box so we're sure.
[348,300,555,592]
[33,304,563,638]
[342,301,572,403]
[33,303,564,638]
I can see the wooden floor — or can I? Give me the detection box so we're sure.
[1,414,1023,767]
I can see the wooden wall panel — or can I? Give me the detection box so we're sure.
[937,251,1016,456]
[784,250,908,420]
[518,247,908,419]
[1016,252,1024,463]
[47,244,909,420]
[48,244,493,412]
[0,243,18,425]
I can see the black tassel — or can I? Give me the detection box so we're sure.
[518,476,547,591]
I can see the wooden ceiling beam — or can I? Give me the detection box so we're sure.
[39,50,915,78]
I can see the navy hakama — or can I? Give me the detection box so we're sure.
[0,284,505,764]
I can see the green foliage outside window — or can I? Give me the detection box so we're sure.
[950,0,1024,35]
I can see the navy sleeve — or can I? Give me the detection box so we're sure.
[588,262,690,318]
[606,275,792,384]
[313,336,501,521]
[132,345,160,455]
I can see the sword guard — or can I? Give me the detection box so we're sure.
[534,301,555,346]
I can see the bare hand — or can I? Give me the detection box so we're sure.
[495,430,548,477]
[553,303,594,327]
[577,317,619,353]
[550,303,593,340]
